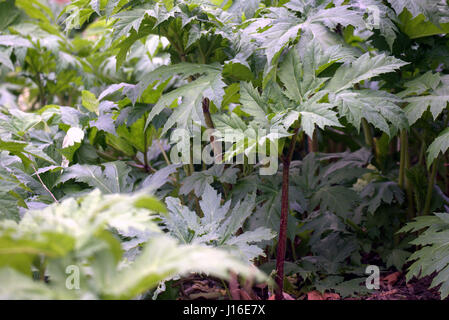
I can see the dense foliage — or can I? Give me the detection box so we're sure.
[0,0,449,300]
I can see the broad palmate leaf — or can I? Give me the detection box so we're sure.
[163,185,275,262]
[427,128,449,167]
[142,63,226,134]
[399,212,449,299]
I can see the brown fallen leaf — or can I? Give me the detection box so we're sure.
[380,288,398,297]
[240,289,253,300]
[228,272,241,300]
[306,290,324,300]
[189,292,224,300]
[383,272,401,286]
[268,292,295,300]
[323,292,340,300]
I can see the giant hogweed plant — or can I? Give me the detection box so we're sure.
[0,189,267,299]
[1,0,449,299]
[62,0,412,299]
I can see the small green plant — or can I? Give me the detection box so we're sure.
[163,184,275,261]
[1,0,449,301]
[399,212,449,299]
[0,189,266,299]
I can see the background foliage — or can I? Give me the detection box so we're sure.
[0,0,449,300]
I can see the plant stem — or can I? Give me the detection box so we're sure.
[31,162,59,204]
[290,239,297,261]
[37,75,46,107]
[398,130,406,189]
[308,131,318,153]
[202,97,222,163]
[143,115,150,172]
[418,141,426,166]
[275,128,299,300]
[221,279,232,300]
[404,134,415,221]
[423,157,439,216]
[445,154,449,197]
[23,133,58,203]
[197,43,207,64]
[362,118,373,149]
[157,140,171,165]
[183,164,191,176]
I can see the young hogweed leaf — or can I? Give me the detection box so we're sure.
[306,3,366,31]
[226,0,261,21]
[352,0,399,49]
[397,71,441,98]
[0,189,162,263]
[0,48,14,71]
[103,235,268,299]
[246,1,365,65]
[0,188,267,299]
[0,268,74,300]
[89,101,118,136]
[57,161,133,194]
[179,164,239,197]
[90,0,101,15]
[105,0,122,17]
[0,108,52,137]
[274,45,346,138]
[278,45,332,103]
[0,35,31,48]
[399,212,449,299]
[0,234,267,300]
[164,185,275,262]
[291,152,367,216]
[400,74,449,126]
[386,0,443,23]
[143,63,226,135]
[140,164,182,192]
[359,181,404,214]
[246,7,302,66]
[239,82,269,126]
[332,89,408,136]
[81,90,99,114]
[0,160,23,221]
[279,91,342,138]
[60,127,85,165]
[310,185,359,218]
[325,52,408,93]
[427,128,449,167]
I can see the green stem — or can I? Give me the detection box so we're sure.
[445,154,449,197]
[157,140,171,165]
[362,118,374,149]
[423,158,439,216]
[39,258,47,282]
[202,97,222,163]
[31,162,59,204]
[221,279,232,300]
[143,114,150,173]
[183,164,191,176]
[28,58,46,108]
[290,239,297,261]
[197,43,206,64]
[405,136,415,221]
[418,141,426,166]
[398,130,407,189]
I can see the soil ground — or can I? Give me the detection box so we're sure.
[173,272,445,300]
